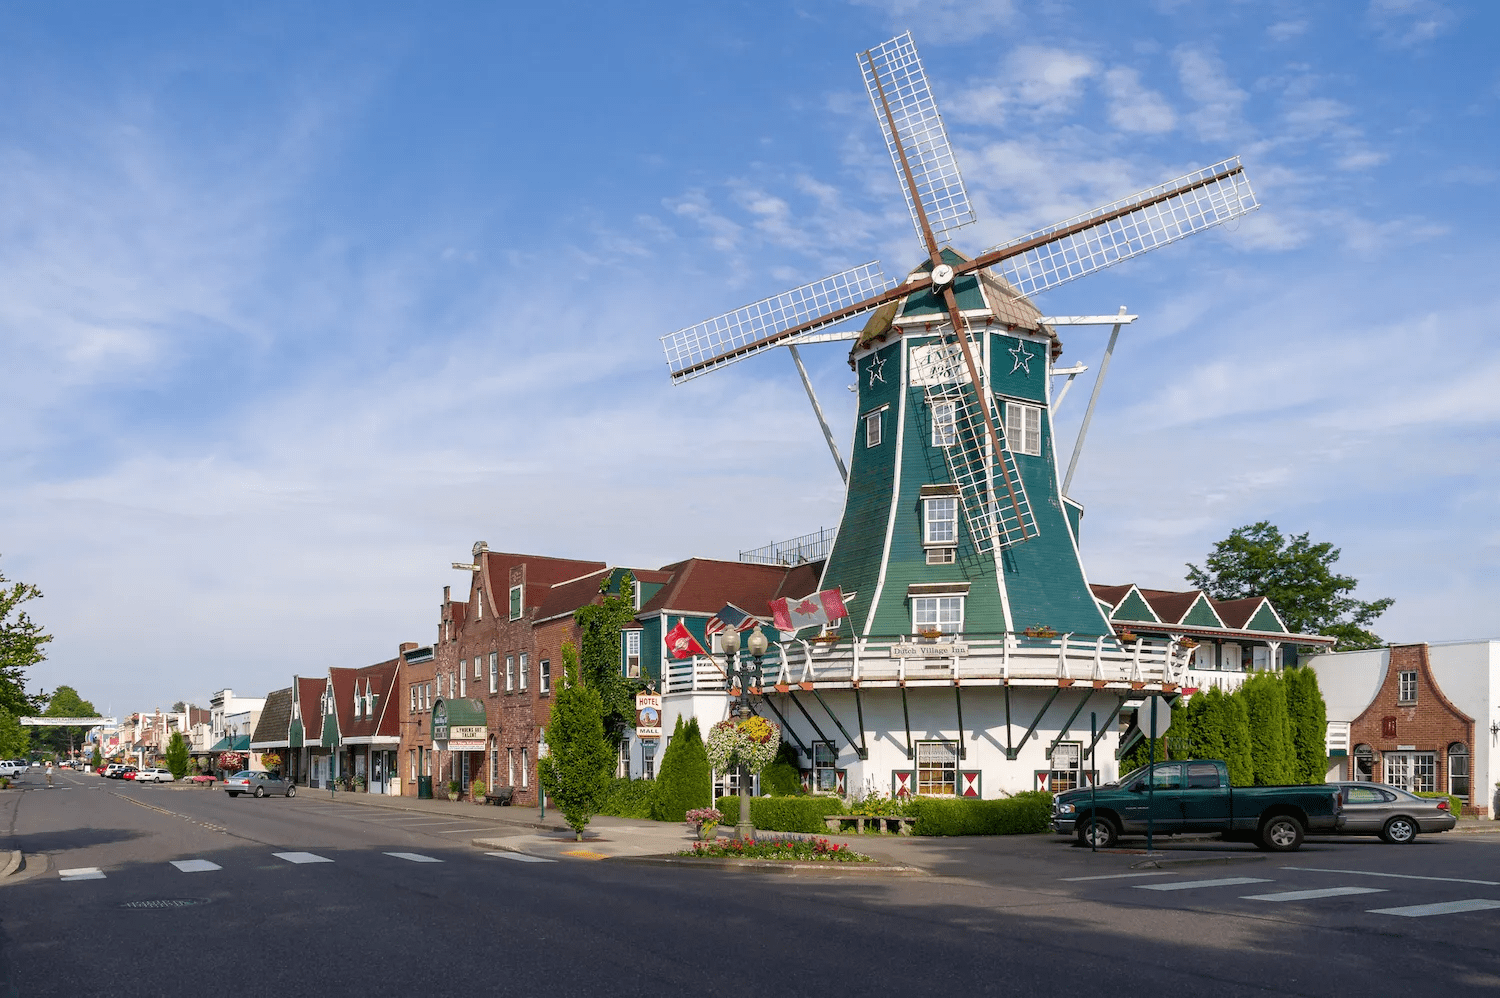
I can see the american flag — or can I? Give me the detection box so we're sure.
[704,603,764,637]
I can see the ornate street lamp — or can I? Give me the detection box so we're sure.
[722,626,770,840]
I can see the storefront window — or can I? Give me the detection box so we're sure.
[1448,743,1470,800]
[916,740,957,796]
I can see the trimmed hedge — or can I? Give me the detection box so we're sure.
[716,795,846,833]
[597,777,657,819]
[1415,791,1464,820]
[909,792,1054,836]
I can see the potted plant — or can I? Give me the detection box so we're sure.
[1118,630,1139,644]
[916,628,944,640]
[353,774,366,792]
[685,806,724,841]
[1178,638,1199,649]
[1023,625,1058,640]
[470,778,487,803]
[447,780,461,802]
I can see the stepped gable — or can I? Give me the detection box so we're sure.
[250,687,294,745]
[295,677,324,741]
[643,557,826,618]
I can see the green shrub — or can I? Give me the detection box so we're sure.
[1415,791,1464,819]
[909,792,1053,836]
[652,717,711,821]
[716,795,845,833]
[598,777,658,819]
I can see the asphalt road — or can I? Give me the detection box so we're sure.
[4,771,1500,997]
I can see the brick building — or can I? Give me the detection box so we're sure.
[1313,642,1488,816]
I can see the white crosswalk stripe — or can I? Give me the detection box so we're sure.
[58,867,106,881]
[1368,899,1500,918]
[273,851,334,864]
[484,852,556,863]
[171,859,222,873]
[1061,871,1174,882]
[1135,877,1273,892]
[385,852,442,863]
[1242,887,1386,902]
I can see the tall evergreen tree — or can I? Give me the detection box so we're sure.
[538,643,613,839]
[165,731,190,779]
[1190,688,1230,764]
[1225,691,1254,787]
[1284,667,1329,784]
[651,715,710,820]
[1241,673,1296,785]
[650,715,688,820]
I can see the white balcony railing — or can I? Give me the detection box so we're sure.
[663,634,1194,695]
[1326,721,1351,757]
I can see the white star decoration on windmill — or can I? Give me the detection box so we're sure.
[867,355,886,386]
[658,31,1259,546]
[1009,341,1034,375]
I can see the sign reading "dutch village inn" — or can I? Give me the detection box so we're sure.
[431,700,487,751]
[888,643,970,658]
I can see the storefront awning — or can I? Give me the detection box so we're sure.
[208,735,251,753]
[432,698,488,750]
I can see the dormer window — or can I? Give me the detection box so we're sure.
[1004,401,1041,456]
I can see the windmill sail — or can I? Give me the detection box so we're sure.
[859,33,975,246]
[661,261,898,383]
[981,158,1258,299]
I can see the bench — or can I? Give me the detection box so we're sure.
[483,786,515,806]
[823,814,917,836]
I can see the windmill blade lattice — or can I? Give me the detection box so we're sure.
[662,261,898,383]
[984,158,1258,299]
[859,33,976,246]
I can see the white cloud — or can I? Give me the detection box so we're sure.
[1174,47,1248,142]
[1102,67,1177,134]
[1267,20,1309,42]
[1366,0,1456,47]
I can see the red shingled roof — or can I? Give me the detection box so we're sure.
[478,551,608,620]
[328,659,401,741]
[534,567,675,621]
[1089,584,1134,607]
[642,558,824,618]
[1210,597,1266,629]
[1136,588,1210,625]
[296,677,324,742]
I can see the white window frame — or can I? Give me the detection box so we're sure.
[923,496,959,547]
[539,659,550,694]
[864,408,883,448]
[488,652,498,694]
[930,401,957,447]
[624,632,641,678]
[642,740,657,780]
[813,742,838,793]
[508,748,516,787]
[1384,751,1436,794]
[912,595,964,635]
[505,655,515,692]
[519,653,529,691]
[474,657,482,680]
[509,584,522,620]
[520,748,529,789]
[459,669,466,698]
[1398,670,1417,704]
[410,687,417,712]
[1050,742,1081,794]
[916,740,958,796]
[475,590,482,620]
[1003,401,1042,456]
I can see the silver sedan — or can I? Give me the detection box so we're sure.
[1329,781,1457,843]
[223,771,296,798]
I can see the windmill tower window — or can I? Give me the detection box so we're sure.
[931,401,957,447]
[912,596,964,634]
[923,497,959,546]
[864,408,885,448]
[1004,402,1042,456]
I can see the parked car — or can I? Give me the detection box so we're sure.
[133,768,175,784]
[106,765,137,780]
[223,771,296,798]
[7,760,28,775]
[0,761,22,778]
[1053,759,1346,852]
[1324,781,1457,843]
[119,767,140,780]
[102,763,126,777]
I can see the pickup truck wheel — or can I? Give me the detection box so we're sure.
[1259,815,1305,852]
[1076,816,1118,849]
[1381,816,1417,844]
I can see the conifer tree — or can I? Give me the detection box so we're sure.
[1284,667,1328,784]
[1225,691,1254,786]
[1190,688,1230,764]
[678,717,711,812]
[650,715,688,821]
[538,643,612,839]
[1242,673,1296,785]
[165,731,190,779]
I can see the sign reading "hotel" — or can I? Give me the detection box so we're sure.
[889,643,969,658]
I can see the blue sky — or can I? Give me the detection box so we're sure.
[2,1,1496,713]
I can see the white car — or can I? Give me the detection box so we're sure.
[7,760,27,774]
[134,768,175,783]
[0,761,21,778]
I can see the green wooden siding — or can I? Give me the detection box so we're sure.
[289,719,304,749]
[1246,602,1287,633]
[1113,589,1160,622]
[1180,595,1226,628]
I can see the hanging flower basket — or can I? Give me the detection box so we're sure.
[260,752,282,773]
[916,629,944,641]
[1118,631,1139,644]
[706,716,781,776]
[1178,638,1199,649]
[1023,625,1058,640]
[217,751,245,772]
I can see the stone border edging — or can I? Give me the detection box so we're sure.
[609,854,928,876]
[0,850,20,879]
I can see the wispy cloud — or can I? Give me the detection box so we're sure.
[1366,0,1457,47]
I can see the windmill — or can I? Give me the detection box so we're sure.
[660,32,1258,639]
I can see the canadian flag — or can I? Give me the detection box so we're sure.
[769,589,850,635]
[665,619,707,660]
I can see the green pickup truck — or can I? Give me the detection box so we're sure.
[1052,760,1345,852]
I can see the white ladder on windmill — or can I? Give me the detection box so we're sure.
[915,334,1038,553]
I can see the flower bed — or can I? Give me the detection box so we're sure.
[681,836,871,863]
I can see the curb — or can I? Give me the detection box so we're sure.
[1130,854,1267,869]
[0,850,20,879]
[610,854,929,876]
[317,795,570,834]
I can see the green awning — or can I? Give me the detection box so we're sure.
[208,735,251,753]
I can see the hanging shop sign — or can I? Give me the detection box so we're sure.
[635,693,662,739]
[431,699,488,750]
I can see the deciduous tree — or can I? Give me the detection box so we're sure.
[0,559,51,717]
[574,572,643,736]
[1186,521,1392,650]
[0,708,28,759]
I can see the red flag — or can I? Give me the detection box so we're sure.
[665,618,707,660]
